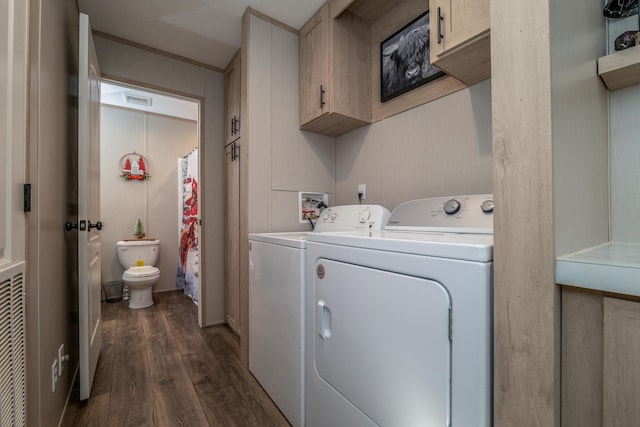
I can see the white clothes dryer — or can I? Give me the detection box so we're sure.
[305,194,494,427]
[248,205,390,427]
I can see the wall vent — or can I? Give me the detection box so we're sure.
[124,92,152,107]
[0,263,26,426]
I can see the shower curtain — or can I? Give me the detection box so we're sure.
[177,148,199,302]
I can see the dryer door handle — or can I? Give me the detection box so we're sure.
[317,300,332,339]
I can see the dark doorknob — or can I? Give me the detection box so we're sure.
[64,221,78,231]
[88,221,103,231]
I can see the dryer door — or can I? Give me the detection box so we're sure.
[313,259,451,427]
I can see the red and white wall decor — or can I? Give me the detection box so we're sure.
[119,152,150,180]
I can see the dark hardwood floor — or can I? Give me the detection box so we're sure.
[61,291,290,427]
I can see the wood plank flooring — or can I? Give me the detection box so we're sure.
[61,291,290,427]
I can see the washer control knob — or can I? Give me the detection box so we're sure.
[359,210,371,223]
[330,213,337,221]
[322,212,330,220]
[443,199,461,215]
[481,200,494,213]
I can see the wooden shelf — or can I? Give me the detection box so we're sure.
[598,44,640,90]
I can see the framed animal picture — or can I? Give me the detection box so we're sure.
[380,11,445,102]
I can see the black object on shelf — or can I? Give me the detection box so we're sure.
[604,0,639,19]
[615,30,639,50]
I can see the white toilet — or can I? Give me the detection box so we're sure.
[116,239,161,309]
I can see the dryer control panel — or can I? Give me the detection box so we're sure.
[385,194,494,234]
[314,205,390,232]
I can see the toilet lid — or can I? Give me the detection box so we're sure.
[124,266,159,278]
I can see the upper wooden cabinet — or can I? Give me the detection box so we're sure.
[429,0,491,86]
[299,3,370,137]
[224,50,241,145]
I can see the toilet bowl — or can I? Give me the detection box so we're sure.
[116,239,161,309]
[123,266,160,309]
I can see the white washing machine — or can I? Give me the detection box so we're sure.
[248,205,390,427]
[305,194,494,427]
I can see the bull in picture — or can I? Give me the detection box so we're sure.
[381,12,444,102]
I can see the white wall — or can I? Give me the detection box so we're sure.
[551,0,609,256]
[94,35,225,325]
[335,79,493,210]
[100,106,197,293]
[611,86,640,242]
[606,0,640,243]
[247,14,335,233]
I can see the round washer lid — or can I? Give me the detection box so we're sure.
[124,266,159,277]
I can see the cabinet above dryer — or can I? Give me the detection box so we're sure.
[298,0,482,137]
[299,3,371,137]
[429,0,491,86]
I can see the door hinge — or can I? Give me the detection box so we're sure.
[23,184,31,212]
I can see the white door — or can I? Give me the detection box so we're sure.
[78,13,102,400]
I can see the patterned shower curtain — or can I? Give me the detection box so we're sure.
[177,148,199,302]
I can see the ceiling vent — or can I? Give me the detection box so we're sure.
[124,93,152,107]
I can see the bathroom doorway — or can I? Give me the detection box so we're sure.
[99,80,205,322]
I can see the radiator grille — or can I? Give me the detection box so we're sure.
[0,264,26,426]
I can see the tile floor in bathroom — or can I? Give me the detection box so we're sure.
[61,290,290,427]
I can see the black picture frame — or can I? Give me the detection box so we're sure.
[380,11,445,102]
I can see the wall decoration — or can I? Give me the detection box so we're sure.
[119,152,150,180]
[380,11,445,102]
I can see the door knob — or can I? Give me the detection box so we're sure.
[88,221,103,231]
[64,221,78,231]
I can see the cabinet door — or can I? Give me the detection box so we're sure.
[299,4,329,126]
[430,0,489,58]
[603,297,640,426]
[224,141,240,335]
[224,51,241,145]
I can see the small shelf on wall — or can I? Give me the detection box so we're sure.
[598,44,640,90]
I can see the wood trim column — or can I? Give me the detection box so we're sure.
[491,0,559,424]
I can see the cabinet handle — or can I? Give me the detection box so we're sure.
[232,116,239,135]
[317,300,332,339]
[320,85,325,108]
[437,7,444,44]
[230,142,239,162]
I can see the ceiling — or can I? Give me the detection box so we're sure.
[77,0,325,70]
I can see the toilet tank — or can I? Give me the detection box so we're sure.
[116,239,160,268]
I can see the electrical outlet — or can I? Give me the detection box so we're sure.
[57,344,66,377]
[358,184,366,200]
[51,360,58,392]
